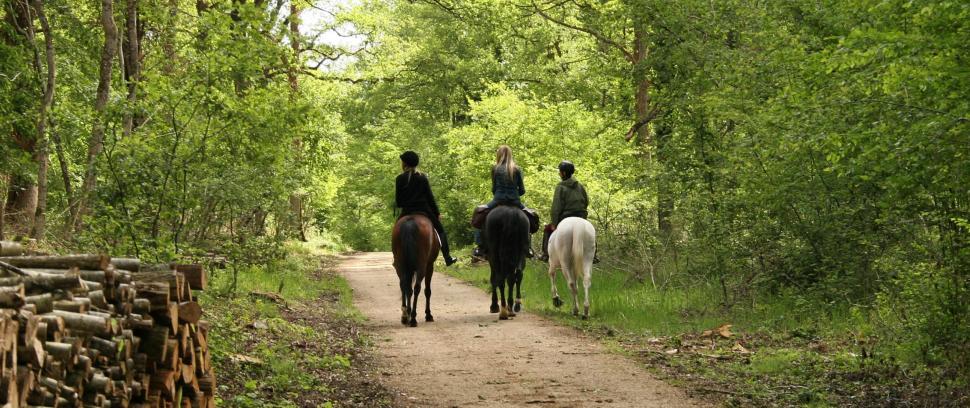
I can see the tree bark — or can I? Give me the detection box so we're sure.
[0,254,111,270]
[5,175,38,235]
[122,0,139,137]
[31,0,55,241]
[75,0,118,231]
[51,110,73,220]
[162,0,179,73]
[286,1,307,240]
[0,175,6,240]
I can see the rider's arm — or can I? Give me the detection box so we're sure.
[551,185,563,226]
[424,175,440,216]
[516,168,526,196]
[394,174,403,208]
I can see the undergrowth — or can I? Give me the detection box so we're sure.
[200,241,393,407]
[445,252,969,407]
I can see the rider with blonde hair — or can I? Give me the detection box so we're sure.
[475,145,532,257]
[485,145,526,209]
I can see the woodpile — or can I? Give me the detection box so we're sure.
[0,248,214,407]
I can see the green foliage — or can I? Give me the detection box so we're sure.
[4,0,967,397]
[202,246,367,407]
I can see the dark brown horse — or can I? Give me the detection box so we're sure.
[392,214,440,327]
[484,205,530,320]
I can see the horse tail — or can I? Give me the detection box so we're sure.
[400,218,419,289]
[572,225,585,279]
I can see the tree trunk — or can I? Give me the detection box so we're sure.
[122,0,139,138]
[74,0,118,231]
[162,0,179,73]
[5,176,38,236]
[286,1,307,241]
[0,175,6,240]
[31,0,55,241]
[51,110,73,221]
[655,123,674,236]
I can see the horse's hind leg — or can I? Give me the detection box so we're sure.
[409,279,422,327]
[548,262,563,308]
[399,272,410,325]
[568,273,580,317]
[513,263,523,313]
[424,269,434,322]
[506,274,518,317]
[498,283,510,320]
[490,285,500,313]
[582,267,591,320]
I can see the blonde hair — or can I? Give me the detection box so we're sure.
[495,145,516,180]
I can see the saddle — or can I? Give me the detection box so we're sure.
[471,205,540,234]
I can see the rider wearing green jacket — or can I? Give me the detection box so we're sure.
[540,161,590,261]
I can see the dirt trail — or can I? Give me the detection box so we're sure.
[337,252,706,408]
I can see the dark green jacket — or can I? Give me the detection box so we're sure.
[551,177,589,225]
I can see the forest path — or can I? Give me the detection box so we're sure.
[337,252,707,407]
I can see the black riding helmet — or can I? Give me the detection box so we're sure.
[558,160,575,179]
[400,150,419,167]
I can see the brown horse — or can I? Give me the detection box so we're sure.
[391,214,440,327]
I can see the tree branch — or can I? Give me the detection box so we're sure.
[530,0,633,62]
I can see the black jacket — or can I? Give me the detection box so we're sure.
[395,170,439,216]
[491,165,525,202]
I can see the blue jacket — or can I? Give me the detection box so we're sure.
[491,165,525,203]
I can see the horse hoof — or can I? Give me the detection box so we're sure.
[490,304,500,314]
[426,315,434,322]
[409,320,417,327]
[581,314,588,320]
[552,297,563,308]
[572,309,579,317]
[499,307,510,320]
[513,302,522,313]
[401,317,409,325]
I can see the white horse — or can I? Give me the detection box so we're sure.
[547,217,596,319]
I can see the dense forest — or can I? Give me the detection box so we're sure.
[3,0,968,400]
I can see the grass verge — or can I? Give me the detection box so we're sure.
[200,242,396,407]
[445,253,968,407]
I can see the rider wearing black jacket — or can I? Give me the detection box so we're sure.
[395,151,458,266]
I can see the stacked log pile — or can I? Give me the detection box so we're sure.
[0,245,214,408]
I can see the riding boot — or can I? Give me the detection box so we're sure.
[539,226,551,262]
[431,217,459,266]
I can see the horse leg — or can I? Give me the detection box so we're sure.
[399,274,411,325]
[568,272,580,317]
[409,279,422,327]
[513,262,523,313]
[424,270,434,322]
[582,267,592,320]
[506,274,516,318]
[490,285,500,313]
[498,282,510,320]
[548,261,563,308]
